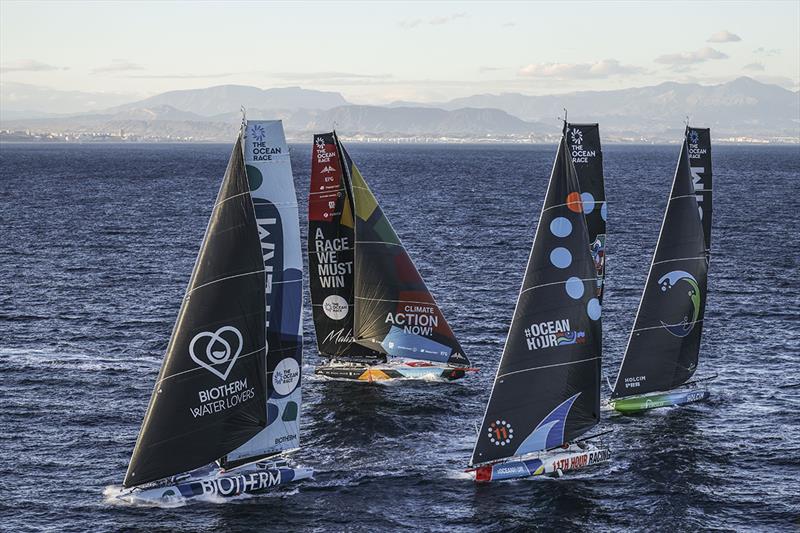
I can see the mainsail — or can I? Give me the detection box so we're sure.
[566,123,607,301]
[223,120,304,465]
[308,132,383,360]
[686,127,712,251]
[124,134,267,488]
[470,132,602,467]
[309,133,468,366]
[611,131,711,399]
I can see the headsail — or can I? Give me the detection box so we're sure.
[124,134,267,488]
[567,123,607,301]
[686,126,712,251]
[338,138,469,367]
[470,133,601,467]
[223,120,304,466]
[611,134,710,399]
[308,132,384,361]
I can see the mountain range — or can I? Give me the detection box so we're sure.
[1,78,797,143]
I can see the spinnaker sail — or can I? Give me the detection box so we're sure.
[611,130,710,399]
[222,120,304,466]
[566,123,607,301]
[124,133,268,488]
[470,130,601,467]
[308,133,468,367]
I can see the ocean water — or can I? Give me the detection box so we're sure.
[1,141,798,532]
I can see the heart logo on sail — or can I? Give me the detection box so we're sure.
[189,326,243,381]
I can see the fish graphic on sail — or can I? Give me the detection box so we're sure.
[609,127,713,413]
[309,132,471,381]
[566,123,607,301]
[468,126,609,482]
[117,121,312,504]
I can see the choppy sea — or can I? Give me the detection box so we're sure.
[1,142,798,532]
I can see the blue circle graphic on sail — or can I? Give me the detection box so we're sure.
[581,192,595,214]
[657,270,701,337]
[550,217,572,238]
[565,277,584,299]
[550,247,572,269]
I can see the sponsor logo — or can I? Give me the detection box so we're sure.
[250,124,266,142]
[488,419,514,446]
[314,228,353,289]
[323,294,349,320]
[321,165,336,174]
[523,319,585,350]
[189,326,243,380]
[551,449,611,472]
[385,304,439,336]
[688,129,700,145]
[624,375,646,389]
[657,270,701,337]
[569,127,596,163]
[190,378,256,418]
[570,127,583,145]
[195,471,281,497]
[272,357,300,396]
[322,327,355,345]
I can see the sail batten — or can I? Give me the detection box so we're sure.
[470,134,602,467]
[611,128,711,399]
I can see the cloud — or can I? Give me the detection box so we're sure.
[272,71,392,81]
[0,59,63,73]
[743,62,765,72]
[707,30,741,43]
[91,59,144,74]
[518,59,644,79]
[125,72,234,79]
[399,13,466,28]
[502,21,516,27]
[655,47,728,65]
[753,47,780,56]
[478,66,503,73]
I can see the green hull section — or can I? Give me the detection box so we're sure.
[609,389,709,414]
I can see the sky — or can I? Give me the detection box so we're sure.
[1,0,798,108]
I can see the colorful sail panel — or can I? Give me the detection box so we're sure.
[308,132,384,361]
[686,126,712,251]
[611,137,709,399]
[124,134,267,487]
[470,134,601,467]
[335,139,469,367]
[223,120,304,465]
[567,123,607,301]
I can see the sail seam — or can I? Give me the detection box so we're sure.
[213,191,250,208]
[354,296,440,307]
[188,269,266,294]
[670,194,699,201]
[496,355,601,381]
[354,240,404,247]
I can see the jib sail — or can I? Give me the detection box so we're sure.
[470,131,601,467]
[566,123,607,301]
[124,133,267,488]
[223,120,304,465]
[611,131,711,399]
[335,136,468,366]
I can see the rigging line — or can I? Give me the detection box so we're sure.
[354,296,440,307]
[187,268,266,295]
[669,193,701,201]
[495,356,601,382]
[309,247,354,254]
[354,240,404,247]
[212,190,250,209]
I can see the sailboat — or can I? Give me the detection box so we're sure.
[308,132,473,381]
[608,126,713,414]
[468,125,610,482]
[116,120,312,504]
[566,123,607,301]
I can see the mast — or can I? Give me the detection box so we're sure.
[124,132,268,488]
[308,132,385,361]
[470,130,601,467]
[335,137,470,367]
[223,120,304,466]
[611,133,710,399]
[566,122,607,301]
